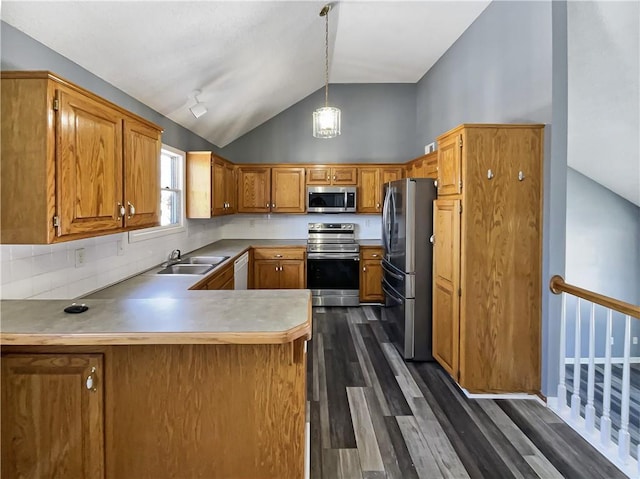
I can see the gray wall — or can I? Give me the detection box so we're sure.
[220,83,417,164]
[564,167,640,358]
[414,0,564,396]
[0,21,218,153]
[415,1,553,149]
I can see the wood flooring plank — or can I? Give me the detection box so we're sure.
[381,343,423,399]
[322,448,340,479]
[338,449,364,479]
[360,328,412,416]
[348,322,392,416]
[347,387,385,472]
[397,415,445,479]
[383,416,420,479]
[363,306,380,322]
[476,399,537,455]
[310,401,323,479]
[409,397,470,479]
[363,472,387,479]
[316,333,331,448]
[523,455,563,479]
[362,387,409,479]
[325,354,357,448]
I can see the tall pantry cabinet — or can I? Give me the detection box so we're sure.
[432,124,544,393]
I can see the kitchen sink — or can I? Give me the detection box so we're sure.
[183,256,229,266]
[157,264,215,275]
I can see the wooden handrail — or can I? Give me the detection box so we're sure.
[549,275,640,319]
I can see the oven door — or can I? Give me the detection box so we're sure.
[381,280,415,359]
[306,253,360,290]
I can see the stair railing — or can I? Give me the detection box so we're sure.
[550,275,640,478]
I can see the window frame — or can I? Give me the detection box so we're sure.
[128,144,186,243]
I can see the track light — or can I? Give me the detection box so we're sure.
[188,90,208,119]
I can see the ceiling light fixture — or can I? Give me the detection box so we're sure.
[313,4,341,139]
[189,90,208,119]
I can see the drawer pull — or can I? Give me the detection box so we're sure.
[86,367,97,392]
[275,254,283,258]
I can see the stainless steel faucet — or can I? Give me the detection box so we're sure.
[166,249,181,266]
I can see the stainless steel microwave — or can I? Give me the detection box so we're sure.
[307,186,357,213]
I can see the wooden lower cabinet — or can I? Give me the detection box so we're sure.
[1,343,307,479]
[252,247,306,289]
[360,247,384,302]
[1,353,105,479]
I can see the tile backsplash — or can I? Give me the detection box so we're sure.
[0,214,381,300]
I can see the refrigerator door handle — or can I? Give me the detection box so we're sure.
[382,282,404,306]
[381,260,404,281]
[382,186,391,255]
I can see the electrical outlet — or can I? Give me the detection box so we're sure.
[75,248,85,268]
[117,240,125,256]
[633,337,638,345]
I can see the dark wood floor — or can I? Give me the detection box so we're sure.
[307,306,627,479]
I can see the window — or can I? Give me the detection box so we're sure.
[129,144,185,242]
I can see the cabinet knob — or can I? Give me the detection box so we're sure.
[376,203,380,209]
[363,266,367,272]
[272,203,275,208]
[333,175,337,180]
[266,203,270,208]
[326,176,330,181]
[86,367,97,392]
[127,201,135,217]
[518,171,525,181]
[275,266,279,271]
[280,266,284,271]
[487,169,494,180]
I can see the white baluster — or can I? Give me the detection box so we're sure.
[585,303,596,432]
[617,314,632,461]
[571,298,582,420]
[600,309,613,447]
[557,293,568,410]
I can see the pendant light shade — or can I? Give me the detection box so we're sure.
[313,4,341,139]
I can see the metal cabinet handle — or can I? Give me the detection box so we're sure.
[518,171,525,181]
[371,254,379,257]
[333,175,337,181]
[280,266,284,271]
[272,203,275,208]
[487,169,494,180]
[86,367,97,392]
[434,179,438,188]
[127,202,135,217]
[363,266,367,272]
[275,254,283,258]
[275,266,279,271]
[117,202,125,219]
[376,203,380,209]
[326,176,330,181]
[430,235,434,244]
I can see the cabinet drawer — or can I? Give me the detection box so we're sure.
[361,248,383,260]
[253,248,305,261]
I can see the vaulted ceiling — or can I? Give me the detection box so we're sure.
[1,1,490,147]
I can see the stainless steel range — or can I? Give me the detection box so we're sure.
[307,223,360,307]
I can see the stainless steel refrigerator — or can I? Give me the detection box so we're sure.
[381,178,437,361]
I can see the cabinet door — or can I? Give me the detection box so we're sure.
[437,132,462,196]
[224,164,237,214]
[237,167,271,213]
[432,199,461,378]
[280,260,305,289]
[58,88,123,236]
[186,152,213,219]
[306,167,332,185]
[123,118,161,228]
[253,260,281,289]
[360,259,383,302]
[211,158,226,216]
[357,168,380,213]
[271,167,305,213]
[1,354,104,479]
[381,166,403,185]
[331,167,357,185]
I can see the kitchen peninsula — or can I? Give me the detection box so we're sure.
[1,245,311,479]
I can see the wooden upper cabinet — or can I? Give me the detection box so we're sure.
[406,152,437,179]
[186,153,236,218]
[57,87,124,236]
[357,166,403,214]
[306,166,357,185]
[237,166,271,213]
[271,167,305,213]
[1,353,105,479]
[437,130,462,196]
[0,71,163,244]
[123,118,161,229]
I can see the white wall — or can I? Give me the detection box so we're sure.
[0,215,381,300]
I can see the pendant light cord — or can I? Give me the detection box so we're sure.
[324,7,329,108]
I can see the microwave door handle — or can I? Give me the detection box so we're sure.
[344,191,348,211]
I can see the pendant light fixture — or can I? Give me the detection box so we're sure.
[313,4,341,139]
